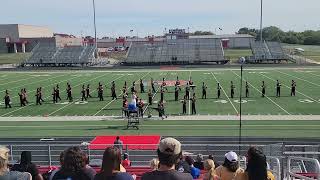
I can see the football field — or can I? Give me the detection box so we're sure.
[0,67,320,138]
[0,67,320,117]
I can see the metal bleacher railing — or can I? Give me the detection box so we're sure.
[4,143,320,179]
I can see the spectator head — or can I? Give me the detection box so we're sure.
[123,153,129,160]
[208,154,214,160]
[204,159,216,180]
[157,137,182,168]
[204,159,215,171]
[116,136,120,141]
[0,146,9,172]
[101,147,122,177]
[185,156,194,166]
[150,158,159,171]
[246,147,268,180]
[223,151,239,172]
[20,151,32,165]
[196,154,203,162]
[61,147,85,174]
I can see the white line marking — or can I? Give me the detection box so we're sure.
[93,72,151,116]
[48,73,121,116]
[231,70,291,115]
[0,124,319,128]
[0,74,67,93]
[0,76,39,86]
[0,74,110,117]
[275,70,320,87]
[210,72,239,114]
[307,72,320,78]
[143,72,169,114]
[188,71,192,115]
[1,67,320,74]
[260,73,319,103]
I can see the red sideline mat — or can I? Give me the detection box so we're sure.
[89,135,161,150]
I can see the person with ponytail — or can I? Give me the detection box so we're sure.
[12,151,43,180]
[203,159,220,180]
[235,147,275,180]
[94,147,133,180]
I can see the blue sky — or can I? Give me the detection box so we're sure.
[1,0,319,37]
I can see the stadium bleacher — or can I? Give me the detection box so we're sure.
[266,41,286,59]
[125,38,227,65]
[247,40,292,63]
[24,43,96,66]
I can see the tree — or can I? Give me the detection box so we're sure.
[237,26,320,45]
[262,26,284,41]
[191,31,214,35]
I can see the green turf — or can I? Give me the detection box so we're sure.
[0,68,320,117]
[0,53,31,64]
[0,120,319,138]
[283,44,320,62]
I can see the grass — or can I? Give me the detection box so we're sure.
[0,120,319,138]
[1,68,320,117]
[0,53,31,64]
[282,44,320,62]
[224,49,252,62]
[0,67,320,138]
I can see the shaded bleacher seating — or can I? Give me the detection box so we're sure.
[26,43,57,64]
[125,39,227,65]
[24,44,96,66]
[266,41,286,59]
[247,41,290,63]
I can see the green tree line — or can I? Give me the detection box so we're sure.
[237,26,320,45]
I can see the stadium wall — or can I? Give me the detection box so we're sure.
[17,24,53,39]
[228,37,253,49]
[0,38,7,53]
[55,36,83,47]
[189,34,254,49]
[0,24,19,41]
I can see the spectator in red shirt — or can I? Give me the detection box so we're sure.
[122,153,131,168]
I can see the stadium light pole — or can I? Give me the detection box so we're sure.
[239,57,246,155]
[92,0,98,58]
[260,0,263,42]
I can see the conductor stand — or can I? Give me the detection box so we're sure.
[126,103,140,130]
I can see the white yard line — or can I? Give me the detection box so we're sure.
[1,67,320,74]
[260,73,319,103]
[0,74,67,93]
[0,124,319,128]
[4,74,81,102]
[0,115,319,121]
[143,72,169,114]
[210,72,239,114]
[275,70,320,87]
[231,70,291,115]
[0,76,39,86]
[307,72,320,78]
[0,74,110,117]
[188,71,192,115]
[48,73,122,116]
[93,72,151,116]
